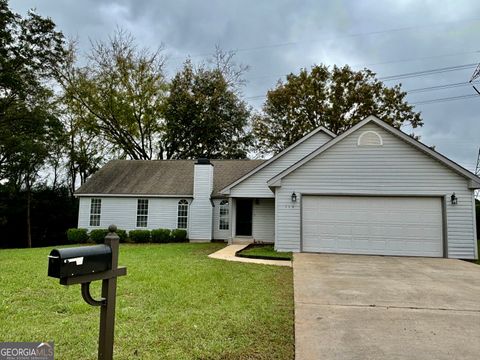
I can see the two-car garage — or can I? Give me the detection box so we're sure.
[265,118,478,259]
[302,196,444,257]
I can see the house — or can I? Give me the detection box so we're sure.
[75,115,480,259]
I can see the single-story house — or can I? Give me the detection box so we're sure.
[75,115,480,259]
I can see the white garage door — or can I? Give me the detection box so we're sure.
[302,196,443,257]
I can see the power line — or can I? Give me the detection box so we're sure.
[246,53,480,83]
[247,93,480,105]
[357,50,480,68]
[406,81,479,94]
[245,80,480,100]
[411,94,478,105]
[378,63,477,81]
[170,17,480,59]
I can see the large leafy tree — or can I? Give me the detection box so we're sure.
[163,60,252,159]
[0,0,66,246]
[253,64,423,154]
[60,30,168,160]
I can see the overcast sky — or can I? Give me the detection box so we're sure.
[10,0,480,171]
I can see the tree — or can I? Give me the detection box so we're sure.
[163,60,252,159]
[0,0,67,246]
[63,111,106,196]
[253,64,423,154]
[60,30,168,160]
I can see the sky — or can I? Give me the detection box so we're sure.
[10,0,480,172]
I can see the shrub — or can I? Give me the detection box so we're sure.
[116,229,128,243]
[171,229,188,243]
[151,228,171,243]
[129,229,151,243]
[89,229,109,244]
[88,228,127,244]
[66,228,89,244]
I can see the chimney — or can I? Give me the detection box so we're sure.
[188,158,214,241]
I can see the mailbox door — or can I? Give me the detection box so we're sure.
[48,245,112,279]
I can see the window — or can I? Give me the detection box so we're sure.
[89,198,101,227]
[136,199,149,227]
[177,199,189,229]
[358,131,383,146]
[219,200,229,230]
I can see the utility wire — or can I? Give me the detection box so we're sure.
[411,94,478,105]
[244,67,480,100]
[406,81,479,93]
[247,93,480,105]
[246,54,480,82]
[170,17,480,59]
[358,50,480,68]
[379,63,477,81]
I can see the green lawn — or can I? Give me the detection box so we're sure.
[237,244,293,261]
[0,243,293,359]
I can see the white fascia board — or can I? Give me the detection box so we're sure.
[219,127,336,194]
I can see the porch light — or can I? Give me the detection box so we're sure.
[291,192,297,203]
[450,192,458,205]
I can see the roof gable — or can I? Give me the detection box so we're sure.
[220,126,336,194]
[268,115,480,189]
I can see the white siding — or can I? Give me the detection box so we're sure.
[252,198,275,242]
[213,198,231,240]
[275,123,476,259]
[230,131,332,198]
[77,197,192,234]
[189,164,214,241]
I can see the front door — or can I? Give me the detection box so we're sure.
[236,199,253,236]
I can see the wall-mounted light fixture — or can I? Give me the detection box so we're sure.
[451,192,458,205]
[291,192,297,203]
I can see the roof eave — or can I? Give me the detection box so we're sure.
[74,193,194,198]
[219,127,336,193]
[468,180,480,189]
[267,115,480,187]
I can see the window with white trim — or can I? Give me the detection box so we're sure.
[177,199,188,229]
[219,200,229,230]
[136,199,149,227]
[89,198,101,227]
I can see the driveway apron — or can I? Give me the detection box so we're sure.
[294,253,480,360]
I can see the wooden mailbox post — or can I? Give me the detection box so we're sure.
[48,224,126,360]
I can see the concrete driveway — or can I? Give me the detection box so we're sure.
[294,253,480,360]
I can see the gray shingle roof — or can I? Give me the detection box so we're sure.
[75,159,266,198]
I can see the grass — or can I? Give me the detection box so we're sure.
[237,244,293,261]
[0,243,293,359]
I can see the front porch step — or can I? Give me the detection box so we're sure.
[232,237,254,245]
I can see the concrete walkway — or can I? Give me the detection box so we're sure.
[294,253,480,360]
[208,244,292,267]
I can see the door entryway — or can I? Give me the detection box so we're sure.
[236,199,253,236]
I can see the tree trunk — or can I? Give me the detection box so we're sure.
[26,179,32,248]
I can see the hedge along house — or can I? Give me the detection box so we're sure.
[75,115,480,259]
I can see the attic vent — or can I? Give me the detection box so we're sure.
[358,131,383,146]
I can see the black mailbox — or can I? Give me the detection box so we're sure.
[48,245,112,279]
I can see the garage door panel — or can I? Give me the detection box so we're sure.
[302,196,443,257]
